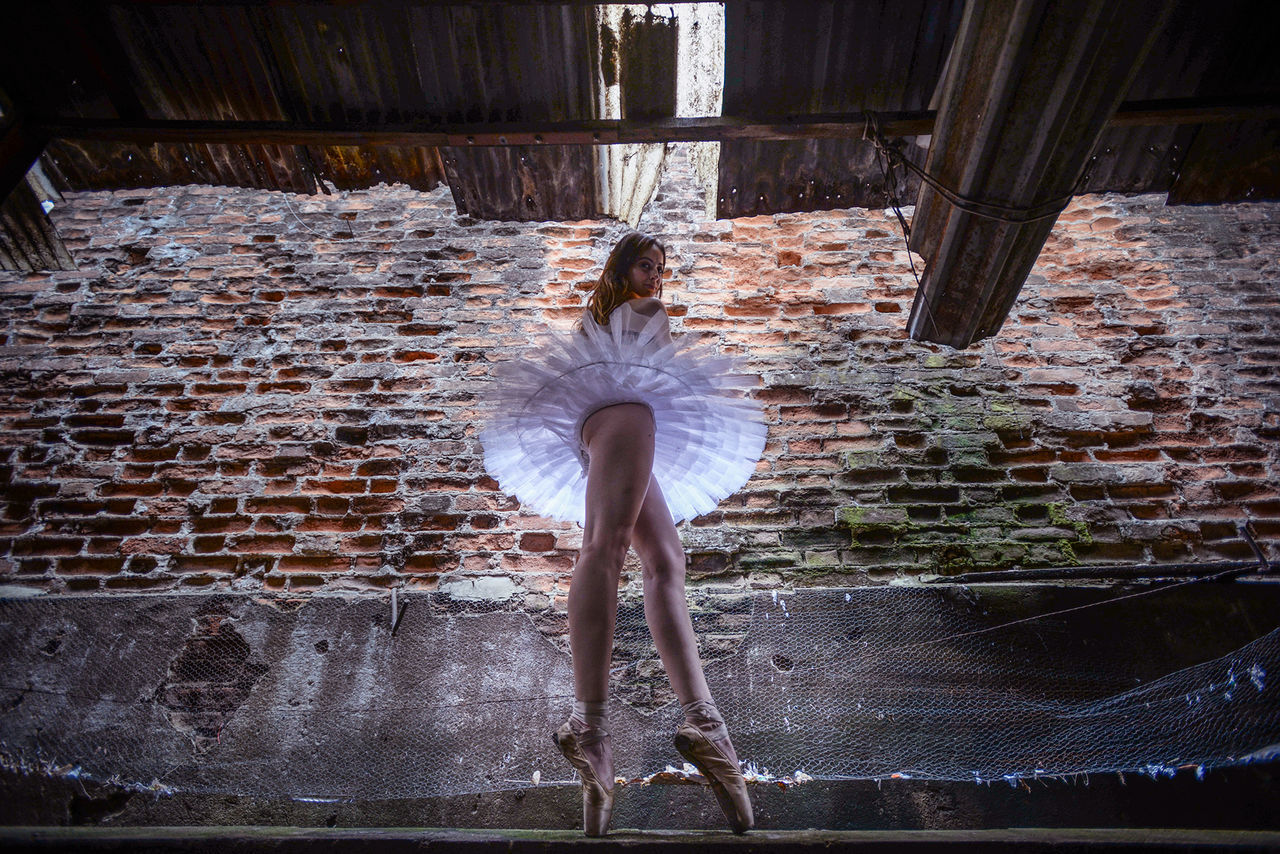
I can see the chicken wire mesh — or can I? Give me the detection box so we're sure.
[0,583,1277,800]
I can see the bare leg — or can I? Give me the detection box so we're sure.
[631,476,711,705]
[632,477,753,833]
[556,403,655,836]
[632,478,741,767]
[570,403,655,701]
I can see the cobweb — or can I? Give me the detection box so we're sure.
[0,583,1276,800]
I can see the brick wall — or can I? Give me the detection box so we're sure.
[1,145,1276,601]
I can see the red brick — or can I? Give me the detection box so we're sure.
[171,555,238,573]
[99,481,165,497]
[234,535,296,554]
[193,516,253,534]
[278,556,350,572]
[297,516,362,532]
[500,553,575,573]
[351,497,404,514]
[302,479,367,494]
[449,533,516,551]
[245,497,312,514]
[54,556,126,574]
[404,553,454,573]
[256,381,310,393]
[193,535,226,553]
[518,533,557,552]
[13,537,83,556]
[341,534,384,553]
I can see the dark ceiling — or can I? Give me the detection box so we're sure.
[1,0,1277,347]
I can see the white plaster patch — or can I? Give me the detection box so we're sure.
[439,576,521,602]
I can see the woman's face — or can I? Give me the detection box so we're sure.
[625,245,665,299]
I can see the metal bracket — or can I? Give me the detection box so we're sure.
[390,588,407,636]
[1239,522,1272,574]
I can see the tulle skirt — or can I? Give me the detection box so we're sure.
[478,305,767,524]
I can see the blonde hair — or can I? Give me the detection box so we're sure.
[584,232,666,326]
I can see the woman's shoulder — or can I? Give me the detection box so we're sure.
[616,297,667,318]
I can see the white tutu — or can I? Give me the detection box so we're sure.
[478,302,767,524]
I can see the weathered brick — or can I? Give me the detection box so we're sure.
[518,533,557,552]
[57,556,127,574]
[403,553,454,573]
[192,516,253,534]
[12,537,83,556]
[245,497,312,514]
[0,145,1275,596]
[277,555,350,573]
[171,555,239,573]
[301,478,367,495]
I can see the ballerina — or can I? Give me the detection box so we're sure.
[480,232,766,835]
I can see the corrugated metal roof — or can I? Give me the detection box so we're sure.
[0,0,1277,274]
[715,138,926,218]
[722,0,964,116]
[12,2,606,216]
[716,0,964,218]
[44,140,320,194]
[1163,0,1280,204]
[1077,0,1267,198]
[0,179,75,273]
[444,144,598,221]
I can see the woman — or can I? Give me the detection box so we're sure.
[480,232,765,836]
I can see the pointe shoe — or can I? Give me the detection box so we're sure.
[553,721,614,837]
[674,723,754,834]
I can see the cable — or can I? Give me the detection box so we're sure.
[775,565,1259,681]
[866,112,941,340]
[863,111,1081,226]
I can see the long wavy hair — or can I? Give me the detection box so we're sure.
[584,232,666,326]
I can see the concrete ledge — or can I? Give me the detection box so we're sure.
[4,825,1280,853]
[5,766,1279,833]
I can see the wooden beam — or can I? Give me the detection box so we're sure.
[33,112,936,147]
[1109,96,1280,129]
[30,97,1277,151]
[905,0,1176,349]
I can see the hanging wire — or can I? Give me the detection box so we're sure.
[863,111,1082,225]
[779,564,1253,680]
[280,191,330,239]
[864,112,941,340]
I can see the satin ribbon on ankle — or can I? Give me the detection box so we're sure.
[682,698,729,741]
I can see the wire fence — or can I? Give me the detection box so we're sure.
[1,584,1277,799]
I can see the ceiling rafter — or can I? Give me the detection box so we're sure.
[26,97,1280,153]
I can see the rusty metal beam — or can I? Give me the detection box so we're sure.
[1110,96,1280,129]
[906,0,1176,349]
